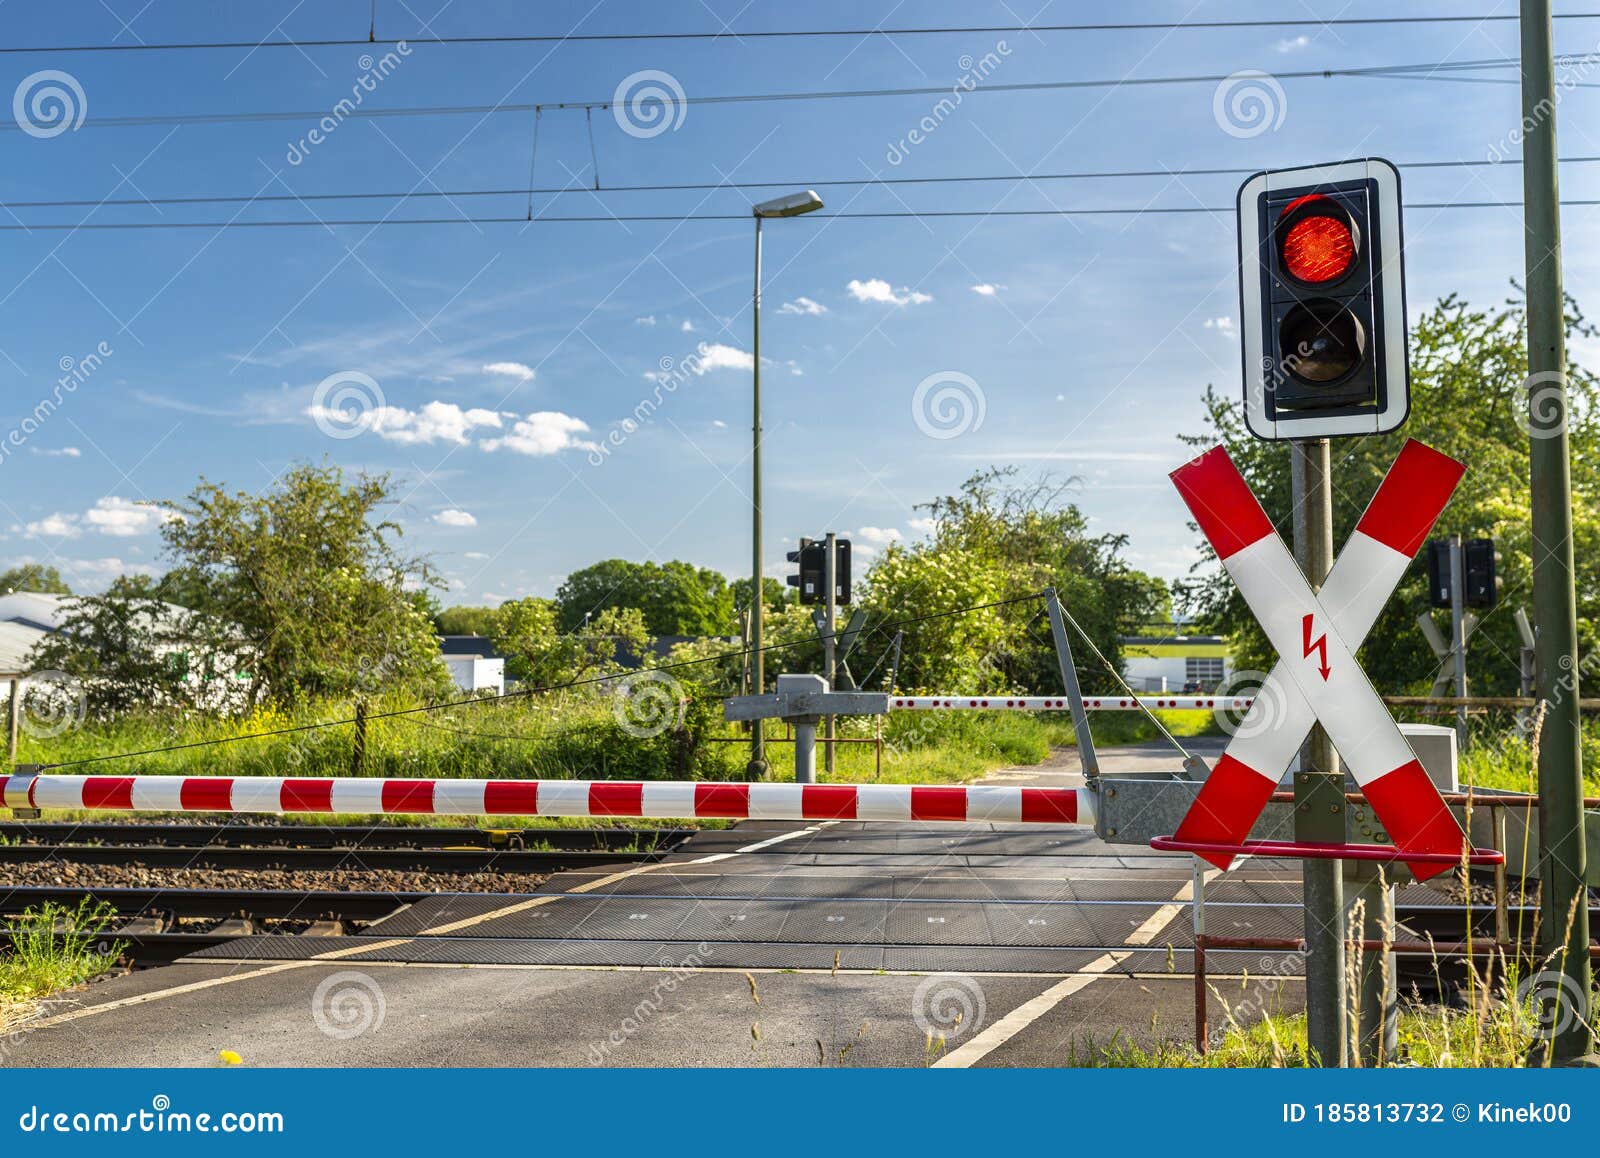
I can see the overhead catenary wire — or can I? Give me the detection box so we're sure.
[9,153,1600,213]
[4,201,1597,232]
[35,593,1048,771]
[0,57,1558,133]
[4,14,1600,54]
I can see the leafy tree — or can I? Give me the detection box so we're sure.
[435,605,500,636]
[495,599,653,687]
[0,563,71,594]
[159,463,449,704]
[857,468,1166,693]
[555,559,734,635]
[25,576,238,715]
[729,576,790,614]
[1178,293,1600,696]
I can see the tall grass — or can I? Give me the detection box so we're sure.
[0,901,122,1031]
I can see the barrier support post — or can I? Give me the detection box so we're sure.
[1192,856,1209,1056]
[1344,860,1397,1065]
[1043,587,1099,782]
[1291,436,1349,1067]
[794,717,818,784]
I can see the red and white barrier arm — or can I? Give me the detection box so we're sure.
[1170,440,1467,880]
[0,773,1094,826]
[890,696,1254,712]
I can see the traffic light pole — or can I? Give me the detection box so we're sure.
[748,215,768,780]
[823,531,838,774]
[1448,535,1469,749]
[1291,437,1348,1067]
[1520,0,1595,1064]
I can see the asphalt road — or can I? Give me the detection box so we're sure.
[9,737,1308,1068]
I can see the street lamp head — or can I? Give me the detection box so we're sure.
[753,190,824,218]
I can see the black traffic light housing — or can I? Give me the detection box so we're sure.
[1237,159,1409,440]
[785,537,851,605]
[1426,540,1453,609]
[1463,538,1502,609]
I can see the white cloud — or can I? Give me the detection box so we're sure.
[482,361,535,382]
[711,419,727,428]
[908,516,938,536]
[481,411,597,456]
[778,296,828,316]
[310,401,504,446]
[692,343,755,373]
[1275,35,1311,53]
[969,283,1003,296]
[680,320,695,333]
[24,513,81,539]
[854,526,903,547]
[1204,316,1237,338]
[30,446,81,458]
[432,508,478,527]
[25,497,176,540]
[634,315,657,326]
[464,551,491,560]
[846,278,932,306]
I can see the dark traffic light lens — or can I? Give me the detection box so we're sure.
[1282,214,1356,283]
[1279,301,1366,384]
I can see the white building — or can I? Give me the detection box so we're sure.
[439,635,506,695]
[1120,627,1233,693]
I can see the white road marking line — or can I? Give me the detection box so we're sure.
[1123,867,1220,946]
[933,864,1218,1068]
[933,952,1130,1067]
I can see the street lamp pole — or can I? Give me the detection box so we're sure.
[748,190,823,779]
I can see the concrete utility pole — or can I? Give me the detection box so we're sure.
[1447,535,1469,748]
[1519,0,1595,1064]
[1291,438,1347,1067]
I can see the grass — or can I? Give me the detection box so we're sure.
[0,901,123,1032]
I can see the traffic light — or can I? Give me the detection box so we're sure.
[1426,540,1453,608]
[786,538,822,603]
[785,537,852,605]
[1463,538,1502,608]
[1237,158,1409,440]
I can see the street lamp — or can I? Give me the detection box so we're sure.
[748,189,823,779]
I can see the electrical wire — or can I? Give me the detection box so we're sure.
[8,154,1597,213]
[0,58,1549,133]
[4,201,1593,232]
[3,14,1597,55]
[36,592,1047,770]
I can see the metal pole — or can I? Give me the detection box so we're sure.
[1291,438,1348,1067]
[748,215,768,779]
[824,531,837,774]
[6,678,18,764]
[1043,587,1100,781]
[1344,861,1397,1065]
[793,719,817,785]
[1193,857,1209,1055]
[1520,0,1595,1064]
[1448,535,1469,748]
[1514,608,1537,737]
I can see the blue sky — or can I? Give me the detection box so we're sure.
[2,0,1597,605]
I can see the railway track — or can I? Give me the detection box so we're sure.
[0,822,693,873]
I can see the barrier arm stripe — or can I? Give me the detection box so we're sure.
[0,774,1094,827]
[1169,440,1467,880]
[888,696,1255,711]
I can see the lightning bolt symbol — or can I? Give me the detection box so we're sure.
[1302,613,1331,681]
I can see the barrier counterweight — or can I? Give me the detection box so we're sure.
[0,773,1093,825]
